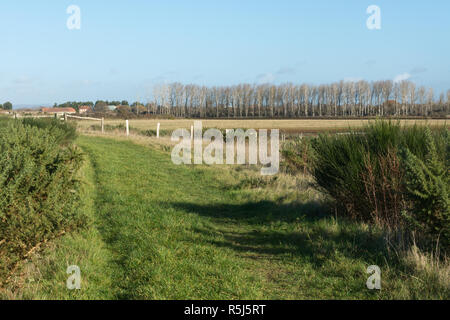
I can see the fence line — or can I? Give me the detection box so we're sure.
[66,114,104,133]
[11,113,56,119]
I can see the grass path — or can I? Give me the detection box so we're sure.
[77,136,386,299]
[79,136,265,299]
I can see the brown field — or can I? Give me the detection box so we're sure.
[75,118,448,133]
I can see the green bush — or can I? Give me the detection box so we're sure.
[21,118,77,145]
[0,120,84,282]
[281,137,312,175]
[401,128,449,246]
[310,120,449,243]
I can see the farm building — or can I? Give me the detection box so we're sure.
[40,107,77,116]
[79,106,92,114]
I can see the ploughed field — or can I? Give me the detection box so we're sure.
[76,118,448,134]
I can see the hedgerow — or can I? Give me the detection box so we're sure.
[0,120,84,282]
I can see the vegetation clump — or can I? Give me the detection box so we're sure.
[0,119,84,283]
[309,120,449,247]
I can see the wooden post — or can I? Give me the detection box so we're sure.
[191,125,194,140]
[101,118,104,133]
[64,113,67,122]
[126,120,129,136]
[157,122,160,138]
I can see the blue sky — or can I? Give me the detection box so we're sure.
[1,0,449,105]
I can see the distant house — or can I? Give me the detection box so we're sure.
[79,106,92,114]
[40,107,77,116]
[107,105,117,111]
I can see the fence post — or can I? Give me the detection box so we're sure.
[126,120,129,136]
[191,125,194,140]
[101,118,104,133]
[64,113,67,122]
[157,122,160,138]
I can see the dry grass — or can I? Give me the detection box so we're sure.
[404,245,449,291]
[74,118,448,133]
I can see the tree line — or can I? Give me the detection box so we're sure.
[149,80,449,118]
[53,80,450,118]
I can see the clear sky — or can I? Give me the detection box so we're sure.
[1,0,449,106]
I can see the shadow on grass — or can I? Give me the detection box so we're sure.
[170,200,391,268]
[171,199,330,224]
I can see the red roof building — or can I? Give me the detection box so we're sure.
[40,107,77,114]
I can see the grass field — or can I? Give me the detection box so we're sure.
[4,133,448,299]
[76,118,448,134]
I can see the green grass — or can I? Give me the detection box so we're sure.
[5,135,448,299]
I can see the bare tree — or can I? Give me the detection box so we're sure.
[148,80,444,119]
[426,88,434,116]
[447,89,450,115]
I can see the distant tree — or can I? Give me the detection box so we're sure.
[116,105,132,115]
[94,101,108,112]
[131,104,146,115]
[447,90,450,114]
[0,104,3,109]
[426,88,434,116]
[131,101,144,107]
[121,100,129,106]
[3,102,12,110]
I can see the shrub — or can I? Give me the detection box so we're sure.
[0,120,84,282]
[311,131,370,220]
[400,128,449,246]
[310,120,449,243]
[21,118,77,145]
[281,137,312,175]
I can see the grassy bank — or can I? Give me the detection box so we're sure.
[5,135,447,299]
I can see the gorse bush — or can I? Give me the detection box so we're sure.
[21,118,77,145]
[310,120,449,246]
[401,128,449,246]
[0,120,84,282]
